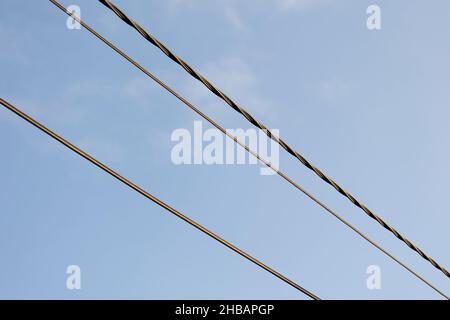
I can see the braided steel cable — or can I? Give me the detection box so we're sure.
[97,0,450,279]
[47,0,449,299]
[0,97,320,300]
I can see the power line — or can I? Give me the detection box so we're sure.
[96,0,449,278]
[47,0,448,299]
[0,97,320,300]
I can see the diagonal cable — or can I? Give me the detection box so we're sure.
[47,0,448,299]
[0,97,320,300]
[97,0,450,278]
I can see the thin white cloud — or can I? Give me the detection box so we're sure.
[66,77,156,107]
[167,0,198,12]
[0,23,32,65]
[122,76,158,102]
[77,137,125,163]
[167,0,332,14]
[275,0,332,11]
[224,6,246,31]
[176,57,275,120]
[314,77,351,105]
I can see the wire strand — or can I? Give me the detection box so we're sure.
[97,0,449,278]
[0,97,320,300]
[47,0,449,299]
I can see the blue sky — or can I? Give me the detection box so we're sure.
[0,0,449,299]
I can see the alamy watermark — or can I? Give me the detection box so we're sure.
[366,265,382,290]
[170,121,280,175]
[367,5,382,30]
[66,4,81,30]
[66,265,81,290]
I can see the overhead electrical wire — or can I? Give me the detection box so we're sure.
[0,97,320,300]
[47,0,448,299]
[96,0,450,279]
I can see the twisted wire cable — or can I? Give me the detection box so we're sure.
[97,0,450,278]
[0,97,320,300]
[47,0,449,299]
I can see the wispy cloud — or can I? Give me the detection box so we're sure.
[224,6,246,31]
[315,78,350,103]
[0,23,32,65]
[275,0,333,11]
[66,76,157,107]
[77,137,125,163]
[167,0,332,14]
[175,56,275,121]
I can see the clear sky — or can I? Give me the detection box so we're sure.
[0,0,449,299]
